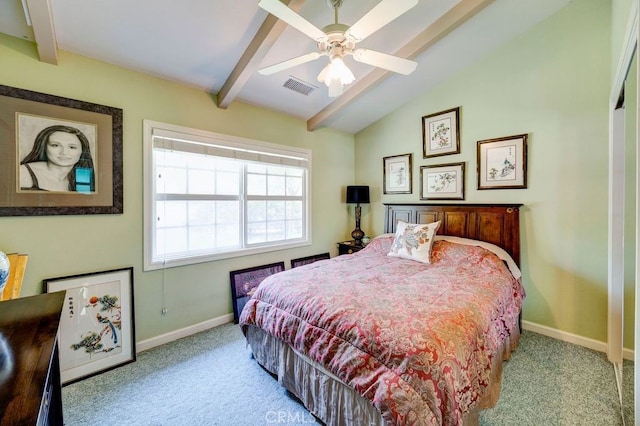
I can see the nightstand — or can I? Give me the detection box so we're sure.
[337,240,365,255]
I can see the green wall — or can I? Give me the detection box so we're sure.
[355,0,612,342]
[0,34,355,342]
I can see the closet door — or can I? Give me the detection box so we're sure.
[625,51,637,426]
[608,3,638,423]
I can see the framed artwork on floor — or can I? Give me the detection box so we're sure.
[291,253,330,268]
[420,162,465,200]
[477,133,528,189]
[230,262,285,323]
[44,267,135,385]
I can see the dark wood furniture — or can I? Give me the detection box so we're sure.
[337,240,365,255]
[0,291,65,426]
[384,203,522,266]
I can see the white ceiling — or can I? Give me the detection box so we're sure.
[0,0,572,134]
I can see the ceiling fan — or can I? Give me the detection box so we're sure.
[258,0,419,97]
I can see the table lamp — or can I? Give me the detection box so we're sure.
[346,185,370,245]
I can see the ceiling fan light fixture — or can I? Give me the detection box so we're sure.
[259,0,419,97]
[317,54,355,96]
[328,78,343,98]
[330,56,355,84]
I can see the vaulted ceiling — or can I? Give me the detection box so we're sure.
[0,0,572,134]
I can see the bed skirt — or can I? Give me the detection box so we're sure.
[244,325,520,425]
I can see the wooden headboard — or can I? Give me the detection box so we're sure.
[384,204,522,266]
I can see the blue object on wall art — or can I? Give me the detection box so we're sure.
[0,252,9,295]
[75,167,93,193]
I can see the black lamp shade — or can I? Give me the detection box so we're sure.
[346,186,370,204]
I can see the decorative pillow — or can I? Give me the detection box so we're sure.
[387,220,441,264]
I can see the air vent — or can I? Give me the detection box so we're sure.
[282,76,318,96]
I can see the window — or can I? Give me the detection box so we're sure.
[143,120,311,270]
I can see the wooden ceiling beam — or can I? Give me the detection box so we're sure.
[306,0,495,131]
[24,0,58,65]
[217,0,305,109]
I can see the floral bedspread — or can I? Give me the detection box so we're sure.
[239,236,525,425]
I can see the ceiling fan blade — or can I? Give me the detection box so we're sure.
[353,49,417,75]
[258,0,326,42]
[345,0,418,43]
[258,52,322,75]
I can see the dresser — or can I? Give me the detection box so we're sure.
[0,291,65,426]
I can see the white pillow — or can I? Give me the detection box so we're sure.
[388,221,441,264]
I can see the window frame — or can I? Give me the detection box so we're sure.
[143,120,311,271]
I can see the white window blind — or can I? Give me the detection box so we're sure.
[143,120,311,270]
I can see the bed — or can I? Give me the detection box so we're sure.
[240,203,524,425]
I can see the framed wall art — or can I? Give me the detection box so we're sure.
[44,267,135,385]
[0,84,123,216]
[420,162,465,200]
[291,252,330,268]
[230,262,285,324]
[383,153,412,194]
[477,133,528,189]
[422,107,460,158]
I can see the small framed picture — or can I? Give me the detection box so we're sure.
[422,107,460,158]
[420,162,465,200]
[43,267,135,385]
[291,253,330,268]
[383,153,412,194]
[230,262,285,323]
[477,134,528,189]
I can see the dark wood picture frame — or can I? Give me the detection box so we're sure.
[383,153,412,194]
[43,267,135,385]
[0,84,123,216]
[422,107,460,158]
[420,162,465,200]
[291,252,330,268]
[477,133,528,190]
[230,262,285,324]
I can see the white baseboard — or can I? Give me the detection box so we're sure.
[136,313,234,353]
[522,320,635,361]
[135,315,636,362]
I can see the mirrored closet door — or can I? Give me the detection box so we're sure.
[608,4,638,423]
